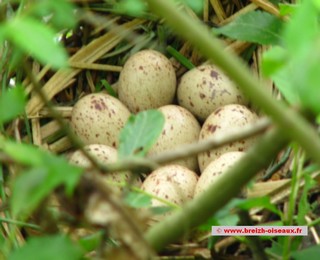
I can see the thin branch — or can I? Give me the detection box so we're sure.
[149,117,270,165]
[145,127,288,251]
[144,0,320,169]
[58,117,269,173]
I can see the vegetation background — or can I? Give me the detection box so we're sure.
[1,0,320,259]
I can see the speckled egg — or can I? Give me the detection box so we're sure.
[195,151,244,196]
[69,144,141,187]
[148,105,201,172]
[177,64,247,122]
[71,93,130,148]
[141,164,198,207]
[198,104,258,172]
[118,50,176,113]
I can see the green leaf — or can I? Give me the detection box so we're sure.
[297,173,316,225]
[30,0,77,30]
[198,198,242,231]
[9,235,83,260]
[0,138,48,166]
[11,162,82,218]
[116,0,147,17]
[294,45,320,114]
[291,245,320,260]
[261,46,301,105]
[283,1,318,54]
[118,110,165,159]
[11,167,51,217]
[3,16,68,69]
[279,3,297,16]
[182,0,203,15]
[166,45,195,69]
[266,240,283,258]
[124,191,152,208]
[100,79,117,97]
[78,231,103,252]
[0,86,26,124]
[0,139,83,217]
[268,1,320,114]
[150,206,173,215]
[261,46,288,77]
[213,10,283,45]
[271,68,301,105]
[236,196,282,216]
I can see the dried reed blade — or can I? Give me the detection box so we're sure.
[26,19,144,116]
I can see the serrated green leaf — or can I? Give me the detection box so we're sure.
[118,110,165,159]
[213,10,283,45]
[3,16,68,69]
[9,235,83,260]
[0,86,26,124]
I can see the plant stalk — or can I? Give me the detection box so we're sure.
[145,0,320,166]
[145,127,288,251]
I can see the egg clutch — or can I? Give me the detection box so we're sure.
[69,49,258,223]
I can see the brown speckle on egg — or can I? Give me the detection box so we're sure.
[141,165,198,221]
[71,93,130,147]
[118,50,176,113]
[198,104,258,172]
[69,144,142,189]
[177,64,248,121]
[148,105,201,172]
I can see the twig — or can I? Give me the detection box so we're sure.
[149,117,270,165]
[262,147,291,181]
[144,0,320,183]
[145,127,288,251]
